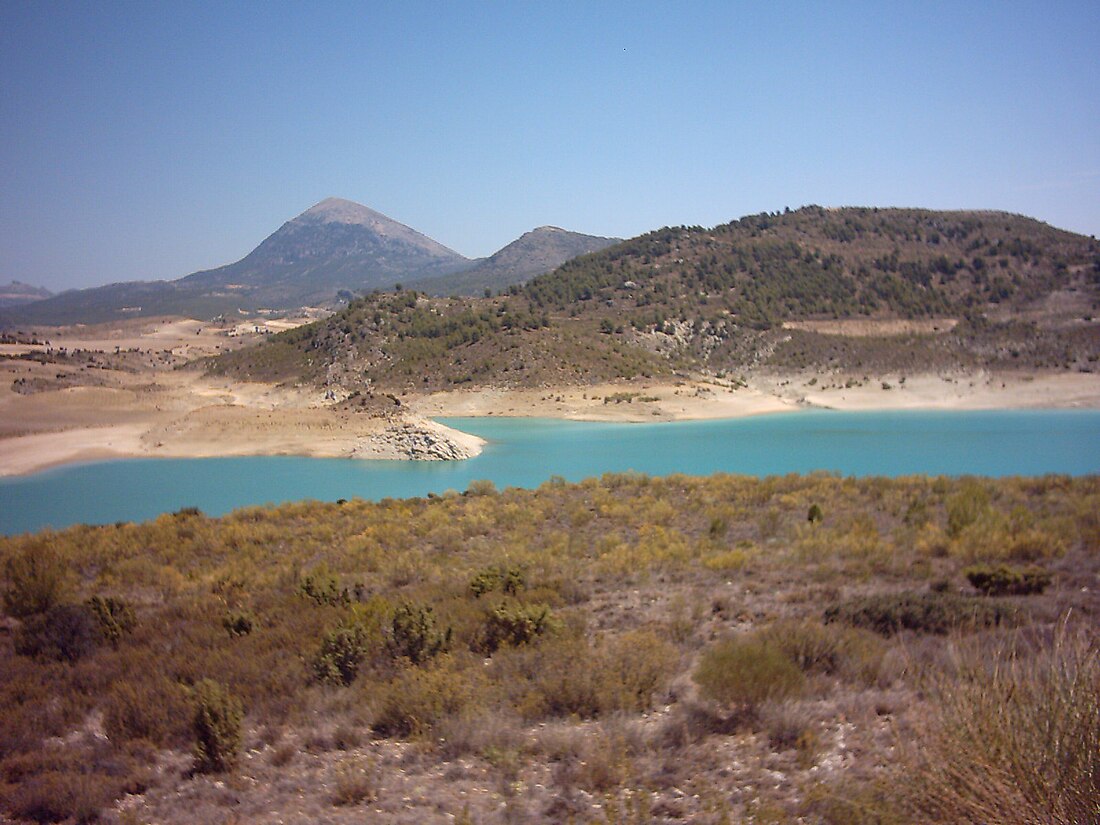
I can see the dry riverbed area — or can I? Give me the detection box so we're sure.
[2,317,1100,476]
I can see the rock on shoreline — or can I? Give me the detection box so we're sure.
[353,418,485,461]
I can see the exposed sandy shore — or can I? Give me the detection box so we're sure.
[0,318,482,476]
[2,318,1098,477]
[0,373,487,476]
[748,370,1100,413]
[411,371,1100,421]
[408,380,796,422]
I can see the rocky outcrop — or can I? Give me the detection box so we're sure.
[354,418,484,461]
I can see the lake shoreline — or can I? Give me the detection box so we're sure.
[1,369,1098,478]
[3,408,1099,536]
[5,316,1099,478]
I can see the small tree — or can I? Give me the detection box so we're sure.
[387,603,450,665]
[192,680,243,774]
[312,624,371,686]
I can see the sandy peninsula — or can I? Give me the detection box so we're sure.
[2,317,1099,477]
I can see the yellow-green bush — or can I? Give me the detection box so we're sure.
[694,635,804,710]
[758,619,886,686]
[2,542,71,618]
[370,655,483,737]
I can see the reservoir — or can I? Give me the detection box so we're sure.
[2,409,1098,536]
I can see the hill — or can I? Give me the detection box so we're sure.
[207,206,1100,392]
[0,281,52,308]
[410,226,620,297]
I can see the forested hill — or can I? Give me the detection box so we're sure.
[518,206,1097,326]
[206,207,1100,392]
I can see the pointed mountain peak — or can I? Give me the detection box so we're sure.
[298,197,392,226]
[287,198,465,259]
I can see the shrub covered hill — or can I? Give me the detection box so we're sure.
[207,206,1100,391]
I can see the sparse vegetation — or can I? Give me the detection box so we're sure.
[0,472,1096,822]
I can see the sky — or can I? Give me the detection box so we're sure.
[1,2,1098,292]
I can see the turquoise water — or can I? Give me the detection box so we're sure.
[1,409,1098,535]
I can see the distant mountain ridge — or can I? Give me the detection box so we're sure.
[0,198,615,325]
[0,281,53,308]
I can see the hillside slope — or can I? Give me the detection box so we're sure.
[206,207,1100,393]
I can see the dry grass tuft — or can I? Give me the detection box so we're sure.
[903,619,1100,824]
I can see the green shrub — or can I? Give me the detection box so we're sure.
[312,623,372,686]
[808,503,824,523]
[759,619,886,685]
[823,591,1018,636]
[596,629,678,712]
[963,564,1051,596]
[694,635,804,710]
[298,566,351,607]
[479,602,555,653]
[468,565,526,598]
[3,543,70,618]
[465,479,497,497]
[192,679,243,774]
[387,603,451,665]
[499,630,676,720]
[86,595,136,646]
[14,604,100,663]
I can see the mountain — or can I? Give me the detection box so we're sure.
[178,198,471,304]
[0,199,624,326]
[207,206,1100,392]
[411,226,621,296]
[0,198,473,325]
[0,281,52,308]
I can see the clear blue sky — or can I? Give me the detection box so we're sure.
[2,1,1098,291]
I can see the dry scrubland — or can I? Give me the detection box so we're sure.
[2,473,1098,824]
